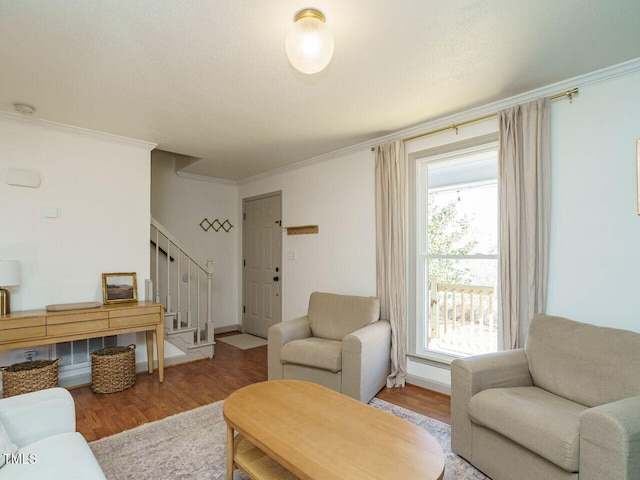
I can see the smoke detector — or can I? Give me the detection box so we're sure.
[13,103,36,115]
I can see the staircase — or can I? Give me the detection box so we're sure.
[150,216,215,362]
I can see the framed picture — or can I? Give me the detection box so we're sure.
[102,272,138,304]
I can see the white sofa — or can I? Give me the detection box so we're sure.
[0,387,105,480]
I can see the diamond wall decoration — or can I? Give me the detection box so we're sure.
[199,218,234,233]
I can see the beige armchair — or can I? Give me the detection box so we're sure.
[268,292,391,403]
[451,313,640,480]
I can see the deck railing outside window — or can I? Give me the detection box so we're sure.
[428,276,497,356]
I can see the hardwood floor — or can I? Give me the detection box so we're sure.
[71,333,451,442]
[376,382,451,424]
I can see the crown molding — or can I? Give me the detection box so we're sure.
[380,57,640,147]
[7,56,637,185]
[0,110,157,151]
[176,170,237,185]
[239,56,640,185]
[237,141,375,185]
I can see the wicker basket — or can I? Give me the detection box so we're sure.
[1,358,61,397]
[91,344,136,394]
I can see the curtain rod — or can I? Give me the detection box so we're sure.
[370,87,579,151]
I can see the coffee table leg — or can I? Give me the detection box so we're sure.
[227,425,234,480]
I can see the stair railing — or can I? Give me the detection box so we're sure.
[150,215,214,346]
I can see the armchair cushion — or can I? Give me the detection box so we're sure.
[0,387,75,448]
[0,388,105,480]
[469,386,588,471]
[525,314,640,407]
[307,292,380,341]
[281,338,343,373]
[3,432,105,480]
[0,421,17,468]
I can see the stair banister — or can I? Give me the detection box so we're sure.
[176,249,181,323]
[187,260,192,328]
[151,216,207,270]
[150,215,214,352]
[206,259,214,343]
[155,228,160,304]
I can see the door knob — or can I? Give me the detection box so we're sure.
[273,276,279,282]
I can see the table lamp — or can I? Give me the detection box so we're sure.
[0,260,20,315]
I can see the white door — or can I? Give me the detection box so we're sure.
[242,193,282,337]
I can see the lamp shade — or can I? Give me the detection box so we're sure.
[0,260,20,287]
[286,9,334,74]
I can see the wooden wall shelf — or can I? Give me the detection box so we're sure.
[285,225,319,235]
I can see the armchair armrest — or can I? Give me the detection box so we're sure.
[342,319,391,403]
[452,349,533,395]
[0,387,76,448]
[451,349,532,459]
[579,396,640,480]
[267,316,312,380]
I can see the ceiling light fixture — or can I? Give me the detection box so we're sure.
[286,8,334,75]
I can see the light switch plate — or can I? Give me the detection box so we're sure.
[42,206,59,218]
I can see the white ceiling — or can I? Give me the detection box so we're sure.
[2,1,640,181]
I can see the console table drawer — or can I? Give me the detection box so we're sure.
[47,311,108,325]
[0,317,45,330]
[48,319,109,336]
[110,313,159,329]
[110,306,160,318]
[0,326,47,343]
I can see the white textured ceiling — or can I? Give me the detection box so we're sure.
[2,1,640,181]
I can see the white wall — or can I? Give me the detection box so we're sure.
[237,64,640,392]
[151,151,238,329]
[546,71,640,331]
[238,149,377,321]
[0,113,154,366]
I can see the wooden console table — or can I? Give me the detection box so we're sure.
[0,301,165,382]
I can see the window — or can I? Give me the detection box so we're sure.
[414,142,499,359]
[56,336,117,371]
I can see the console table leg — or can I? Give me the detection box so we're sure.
[156,323,164,382]
[227,425,234,480]
[145,330,154,374]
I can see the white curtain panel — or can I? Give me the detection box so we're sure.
[375,140,407,388]
[498,98,551,349]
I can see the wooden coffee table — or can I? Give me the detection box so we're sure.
[223,380,445,480]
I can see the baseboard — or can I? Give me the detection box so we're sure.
[58,372,93,389]
[135,356,187,371]
[56,356,198,390]
[215,324,241,334]
[406,374,451,396]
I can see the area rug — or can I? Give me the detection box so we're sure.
[216,333,267,350]
[90,398,488,480]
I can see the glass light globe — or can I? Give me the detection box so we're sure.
[286,9,334,75]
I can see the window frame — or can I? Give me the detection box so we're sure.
[408,136,501,364]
